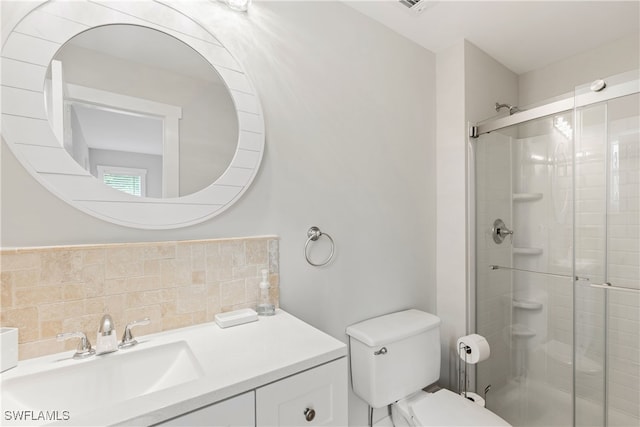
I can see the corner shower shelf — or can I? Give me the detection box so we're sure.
[513,247,543,256]
[513,192,543,202]
[510,324,536,338]
[542,340,602,374]
[512,299,543,310]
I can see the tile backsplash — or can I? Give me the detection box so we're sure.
[0,236,279,360]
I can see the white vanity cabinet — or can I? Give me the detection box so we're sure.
[158,391,255,427]
[156,358,348,427]
[256,358,348,426]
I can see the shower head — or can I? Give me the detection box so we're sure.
[495,102,520,115]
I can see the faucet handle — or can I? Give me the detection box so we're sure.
[119,317,151,349]
[57,331,96,359]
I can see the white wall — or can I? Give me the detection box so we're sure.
[519,32,640,107]
[0,2,437,425]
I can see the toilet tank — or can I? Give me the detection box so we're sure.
[346,309,441,408]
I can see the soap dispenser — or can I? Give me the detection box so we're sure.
[96,314,118,355]
[256,269,275,316]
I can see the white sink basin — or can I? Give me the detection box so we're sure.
[2,340,204,416]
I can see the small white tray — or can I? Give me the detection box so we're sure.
[215,308,258,328]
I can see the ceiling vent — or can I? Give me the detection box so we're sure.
[398,0,433,15]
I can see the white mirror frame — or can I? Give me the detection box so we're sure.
[1,0,265,229]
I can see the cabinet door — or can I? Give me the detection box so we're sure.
[256,358,347,426]
[158,391,255,427]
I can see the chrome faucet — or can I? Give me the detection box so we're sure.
[57,331,96,359]
[96,314,118,355]
[119,318,151,349]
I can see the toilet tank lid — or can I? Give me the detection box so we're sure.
[346,309,440,347]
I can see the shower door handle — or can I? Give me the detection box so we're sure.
[492,219,513,244]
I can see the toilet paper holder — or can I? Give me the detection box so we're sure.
[458,341,472,399]
[457,342,491,407]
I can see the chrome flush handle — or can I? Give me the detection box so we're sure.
[374,347,388,355]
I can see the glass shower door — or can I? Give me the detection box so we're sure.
[475,111,575,427]
[574,88,640,427]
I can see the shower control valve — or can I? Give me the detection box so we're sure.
[492,218,513,244]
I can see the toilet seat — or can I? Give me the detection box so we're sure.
[393,389,511,427]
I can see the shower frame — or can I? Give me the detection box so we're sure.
[467,69,639,426]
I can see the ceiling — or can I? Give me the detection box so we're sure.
[342,1,640,75]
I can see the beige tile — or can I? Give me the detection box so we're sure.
[39,301,82,321]
[104,278,128,295]
[205,242,221,257]
[160,259,190,287]
[40,250,83,285]
[105,247,144,279]
[144,260,161,276]
[84,297,106,315]
[82,264,105,298]
[123,305,161,334]
[19,338,65,361]
[176,285,206,314]
[192,311,206,325]
[82,248,105,266]
[3,269,39,288]
[192,270,205,285]
[63,283,86,301]
[104,294,126,317]
[1,307,39,342]
[127,276,159,292]
[161,301,177,317]
[1,276,13,309]
[206,252,233,283]
[2,236,280,360]
[127,290,164,308]
[233,265,257,280]
[105,260,144,279]
[176,242,192,259]
[220,240,246,267]
[1,252,40,272]
[225,302,256,312]
[15,286,62,308]
[40,319,63,340]
[246,239,268,265]
[144,244,176,261]
[220,280,246,307]
[246,277,260,303]
[190,243,206,270]
[160,288,177,301]
[162,313,194,331]
[61,314,102,337]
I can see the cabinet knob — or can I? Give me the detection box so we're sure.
[304,408,316,422]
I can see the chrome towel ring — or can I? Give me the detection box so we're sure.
[304,226,335,267]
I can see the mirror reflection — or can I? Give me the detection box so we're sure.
[44,24,238,198]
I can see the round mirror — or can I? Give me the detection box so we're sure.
[1,0,265,229]
[44,24,238,198]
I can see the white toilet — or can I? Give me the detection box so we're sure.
[346,309,511,426]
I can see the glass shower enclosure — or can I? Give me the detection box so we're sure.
[472,70,639,427]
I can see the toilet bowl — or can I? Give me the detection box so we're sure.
[391,389,510,426]
[346,309,511,427]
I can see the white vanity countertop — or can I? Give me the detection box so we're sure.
[0,310,347,426]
